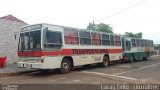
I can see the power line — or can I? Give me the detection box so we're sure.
[95,0,147,22]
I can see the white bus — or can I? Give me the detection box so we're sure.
[17,23,123,73]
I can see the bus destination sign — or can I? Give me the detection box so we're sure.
[21,24,42,32]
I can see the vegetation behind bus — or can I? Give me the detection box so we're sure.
[86,22,143,39]
[123,32,142,39]
[87,22,113,33]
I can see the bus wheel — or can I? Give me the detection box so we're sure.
[59,59,71,74]
[100,55,109,67]
[143,56,149,61]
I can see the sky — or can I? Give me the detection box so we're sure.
[0,0,160,44]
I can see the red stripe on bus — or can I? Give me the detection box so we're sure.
[18,49,122,57]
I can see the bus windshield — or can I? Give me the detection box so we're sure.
[18,30,41,51]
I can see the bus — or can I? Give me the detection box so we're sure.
[17,23,123,73]
[122,37,154,63]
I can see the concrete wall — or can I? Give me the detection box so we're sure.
[0,19,27,64]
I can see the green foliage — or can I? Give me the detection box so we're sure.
[124,32,142,38]
[87,22,113,33]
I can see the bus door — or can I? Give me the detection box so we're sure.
[124,38,132,51]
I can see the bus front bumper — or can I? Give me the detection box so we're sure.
[17,62,43,69]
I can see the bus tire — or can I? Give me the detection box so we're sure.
[99,55,109,67]
[59,58,71,74]
[143,56,149,61]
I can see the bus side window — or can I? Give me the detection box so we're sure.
[91,32,101,45]
[44,30,62,50]
[115,36,121,46]
[110,35,114,46]
[64,28,79,45]
[102,34,110,45]
[79,31,91,45]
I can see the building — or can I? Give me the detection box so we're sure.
[0,14,27,64]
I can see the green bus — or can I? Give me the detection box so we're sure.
[122,37,154,62]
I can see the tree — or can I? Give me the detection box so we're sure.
[87,22,96,31]
[87,22,113,33]
[124,32,142,38]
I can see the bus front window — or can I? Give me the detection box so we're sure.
[18,30,41,51]
[30,31,41,50]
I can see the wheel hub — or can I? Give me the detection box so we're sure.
[62,63,69,69]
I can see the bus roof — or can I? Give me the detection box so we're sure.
[21,23,119,36]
